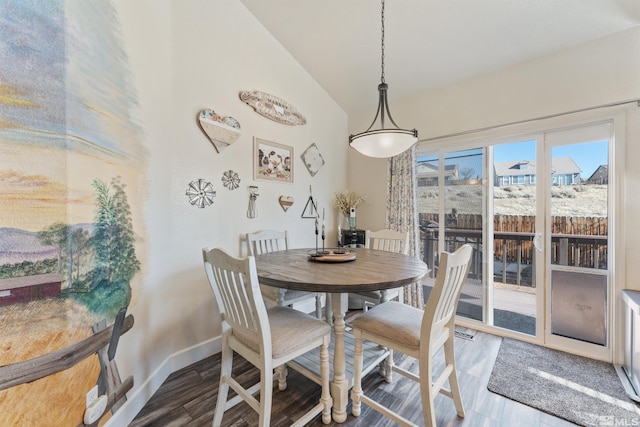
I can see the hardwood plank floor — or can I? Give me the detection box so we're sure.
[130,327,577,427]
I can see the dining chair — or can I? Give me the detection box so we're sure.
[203,247,333,427]
[349,229,410,311]
[350,244,473,427]
[247,230,324,319]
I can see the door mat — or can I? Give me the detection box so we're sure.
[487,338,640,426]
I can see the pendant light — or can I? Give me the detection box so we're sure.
[349,0,418,158]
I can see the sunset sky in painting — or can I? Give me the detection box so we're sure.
[0,0,146,231]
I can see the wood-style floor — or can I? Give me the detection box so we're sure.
[130,324,578,427]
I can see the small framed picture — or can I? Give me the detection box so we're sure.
[300,143,325,177]
[254,137,294,183]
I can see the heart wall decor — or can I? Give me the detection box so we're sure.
[279,195,294,212]
[198,108,242,153]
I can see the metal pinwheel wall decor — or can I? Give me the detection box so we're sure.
[221,170,240,190]
[186,179,216,208]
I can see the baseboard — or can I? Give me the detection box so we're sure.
[104,336,221,427]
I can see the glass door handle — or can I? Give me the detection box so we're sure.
[533,233,543,252]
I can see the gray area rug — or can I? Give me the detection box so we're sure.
[488,338,640,426]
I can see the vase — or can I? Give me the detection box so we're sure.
[348,216,356,231]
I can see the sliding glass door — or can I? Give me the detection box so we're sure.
[444,149,484,322]
[492,138,540,336]
[417,120,616,359]
[543,124,611,358]
[418,148,486,323]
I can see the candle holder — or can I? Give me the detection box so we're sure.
[312,214,329,256]
[315,217,319,254]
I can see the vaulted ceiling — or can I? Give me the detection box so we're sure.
[240,0,640,114]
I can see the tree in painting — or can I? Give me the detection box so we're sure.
[78,176,140,318]
[36,223,67,275]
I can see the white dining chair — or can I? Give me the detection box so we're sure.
[203,247,332,427]
[349,229,409,311]
[247,230,324,318]
[350,244,473,427]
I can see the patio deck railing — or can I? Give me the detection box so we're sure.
[420,214,608,287]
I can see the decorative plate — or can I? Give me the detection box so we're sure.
[239,90,306,126]
[198,109,242,153]
[186,179,216,208]
[301,143,325,177]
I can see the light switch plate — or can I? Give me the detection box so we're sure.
[86,385,99,408]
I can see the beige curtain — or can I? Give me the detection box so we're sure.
[386,145,424,309]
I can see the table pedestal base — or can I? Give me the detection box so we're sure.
[288,293,390,423]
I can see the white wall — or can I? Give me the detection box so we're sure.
[348,26,640,361]
[110,0,347,423]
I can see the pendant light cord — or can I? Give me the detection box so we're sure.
[348,0,418,157]
[380,0,385,84]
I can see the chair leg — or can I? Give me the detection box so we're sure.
[382,349,394,383]
[259,362,274,427]
[325,294,333,326]
[277,288,286,306]
[444,337,465,417]
[315,293,322,319]
[275,364,288,391]
[212,343,233,427]
[350,332,364,417]
[320,338,333,424]
[380,289,389,303]
[363,301,375,312]
[420,354,437,427]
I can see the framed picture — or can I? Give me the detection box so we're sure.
[300,143,325,177]
[254,137,294,183]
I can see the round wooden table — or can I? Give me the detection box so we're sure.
[254,247,428,423]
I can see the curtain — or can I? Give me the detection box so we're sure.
[386,145,424,309]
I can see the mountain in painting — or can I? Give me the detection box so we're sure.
[0,225,93,264]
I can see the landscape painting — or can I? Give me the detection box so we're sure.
[0,0,147,424]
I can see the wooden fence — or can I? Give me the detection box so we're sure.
[420,213,608,236]
[419,213,608,286]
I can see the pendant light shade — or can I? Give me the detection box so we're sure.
[349,0,418,158]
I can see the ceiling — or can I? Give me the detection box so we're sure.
[240,0,640,114]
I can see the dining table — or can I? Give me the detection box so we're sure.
[254,247,429,423]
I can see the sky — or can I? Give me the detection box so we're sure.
[494,139,608,179]
[0,0,144,159]
[0,0,146,231]
[418,138,608,180]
